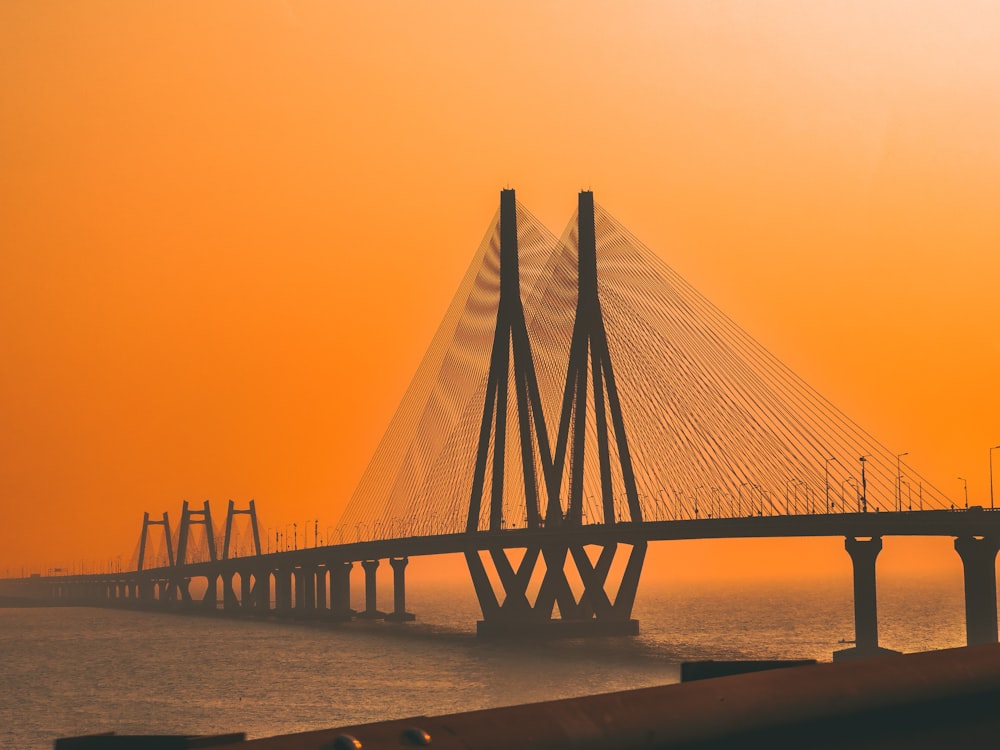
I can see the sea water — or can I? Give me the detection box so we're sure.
[0,574,970,749]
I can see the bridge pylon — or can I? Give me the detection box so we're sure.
[137,511,174,571]
[466,189,646,636]
[173,499,218,607]
[222,499,262,559]
[176,499,218,564]
[550,191,643,527]
[466,188,554,534]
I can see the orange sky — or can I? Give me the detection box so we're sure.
[1,1,998,584]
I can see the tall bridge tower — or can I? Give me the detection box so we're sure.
[551,191,643,528]
[467,190,646,636]
[466,188,553,534]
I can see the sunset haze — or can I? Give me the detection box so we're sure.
[2,1,998,586]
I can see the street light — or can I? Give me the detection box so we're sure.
[896,452,909,512]
[784,479,797,515]
[673,489,686,519]
[739,482,753,517]
[858,456,870,513]
[825,457,839,514]
[958,477,969,509]
[990,445,1000,510]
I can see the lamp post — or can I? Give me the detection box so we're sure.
[825,457,839,514]
[784,479,796,515]
[958,477,969,509]
[896,452,908,512]
[858,456,869,513]
[990,445,1000,510]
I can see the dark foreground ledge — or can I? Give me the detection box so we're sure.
[58,643,1000,750]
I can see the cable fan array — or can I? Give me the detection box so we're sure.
[335,198,953,542]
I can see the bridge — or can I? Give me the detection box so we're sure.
[3,190,998,660]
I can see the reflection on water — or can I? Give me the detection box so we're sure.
[0,575,972,749]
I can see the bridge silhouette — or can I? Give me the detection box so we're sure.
[4,189,999,659]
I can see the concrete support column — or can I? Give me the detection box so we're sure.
[330,562,354,620]
[293,568,305,612]
[357,560,386,619]
[178,577,193,606]
[316,567,328,611]
[302,567,316,613]
[203,574,219,610]
[275,569,293,615]
[240,571,252,610]
[223,573,240,612]
[386,557,415,622]
[954,535,1000,646]
[834,536,899,661]
[255,570,271,612]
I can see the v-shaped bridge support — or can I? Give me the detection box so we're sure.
[466,541,646,636]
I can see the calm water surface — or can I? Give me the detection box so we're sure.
[0,574,970,749]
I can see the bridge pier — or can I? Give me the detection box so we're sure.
[275,568,293,615]
[254,569,271,612]
[954,535,1000,646]
[386,556,415,622]
[223,572,240,612]
[293,568,306,614]
[240,570,252,610]
[202,574,219,610]
[834,536,900,661]
[357,560,386,619]
[177,577,193,607]
[330,561,354,620]
[301,566,316,615]
[316,566,328,611]
[470,543,644,637]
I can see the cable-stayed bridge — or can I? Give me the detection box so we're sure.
[4,190,999,659]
